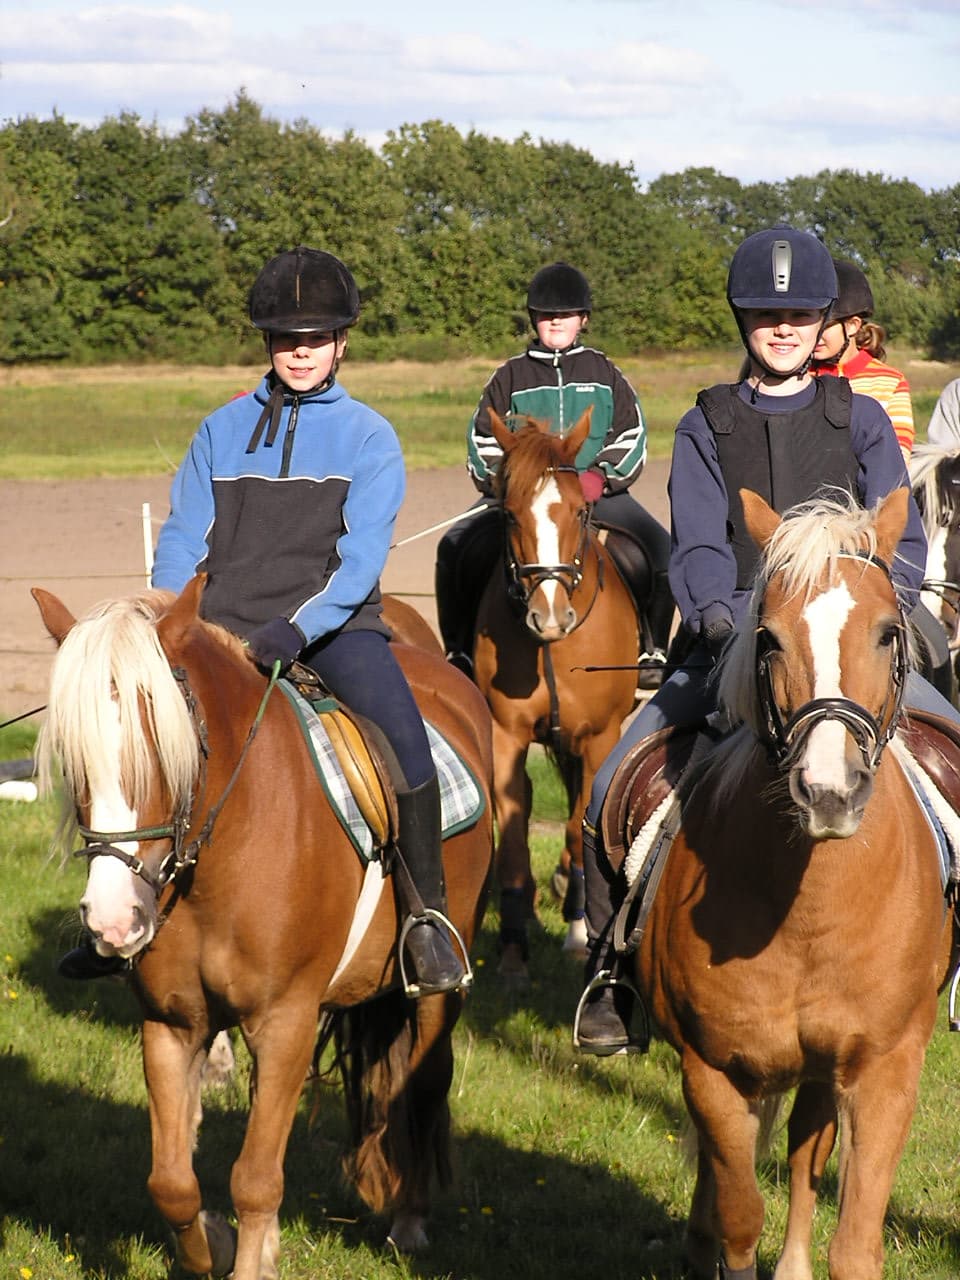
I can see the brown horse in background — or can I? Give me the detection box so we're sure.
[34,578,493,1280]
[382,592,443,654]
[474,410,638,980]
[611,489,955,1279]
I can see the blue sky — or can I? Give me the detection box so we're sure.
[2,0,959,189]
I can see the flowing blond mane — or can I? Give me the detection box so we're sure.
[705,492,901,802]
[37,590,199,846]
[908,441,960,540]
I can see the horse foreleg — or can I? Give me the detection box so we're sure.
[230,998,318,1280]
[560,724,625,955]
[828,1031,929,1280]
[143,1019,232,1277]
[681,1049,763,1280]
[773,1081,837,1280]
[490,722,534,979]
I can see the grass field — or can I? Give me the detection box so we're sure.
[1,721,959,1279]
[2,348,958,480]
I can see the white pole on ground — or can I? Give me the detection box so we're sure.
[142,502,154,586]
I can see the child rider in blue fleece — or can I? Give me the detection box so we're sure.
[60,246,467,999]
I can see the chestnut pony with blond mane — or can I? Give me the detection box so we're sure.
[34,576,492,1280]
[614,488,954,1280]
[474,409,639,979]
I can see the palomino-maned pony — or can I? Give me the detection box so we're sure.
[474,409,638,978]
[910,440,960,661]
[34,577,493,1280]
[609,488,955,1279]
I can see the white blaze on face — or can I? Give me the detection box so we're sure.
[798,582,855,788]
[529,474,563,623]
[81,698,154,955]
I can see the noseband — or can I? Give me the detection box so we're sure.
[73,663,278,895]
[502,467,598,629]
[754,552,908,773]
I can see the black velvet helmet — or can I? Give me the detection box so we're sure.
[526,262,592,314]
[832,258,874,320]
[727,227,837,313]
[249,246,360,332]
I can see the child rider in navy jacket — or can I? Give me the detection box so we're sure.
[576,226,956,1055]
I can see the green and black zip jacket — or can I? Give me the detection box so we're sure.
[466,341,647,497]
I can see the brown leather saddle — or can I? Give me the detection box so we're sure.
[285,661,399,851]
[600,724,707,876]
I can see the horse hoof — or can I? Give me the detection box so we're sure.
[497,942,531,987]
[562,918,588,956]
[550,863,569,902]
[199,1209,237,1277]
[387,1212,429,1253]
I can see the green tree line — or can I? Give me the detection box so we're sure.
[2,90,958,365]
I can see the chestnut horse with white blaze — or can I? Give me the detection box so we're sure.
[611,489,956,1280]
[474,409,638,978]
[34,577,493,1280]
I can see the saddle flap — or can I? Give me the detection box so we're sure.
[899,708,960,812]
[318,706,397,849]
[282,672,398,850]
[600,725,700,873]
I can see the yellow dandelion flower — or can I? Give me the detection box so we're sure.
[20,1267,33,1278]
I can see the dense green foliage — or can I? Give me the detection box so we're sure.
[3,92,959,365]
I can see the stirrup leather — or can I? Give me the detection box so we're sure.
[572,968,650,1053]
[397,907,474,998]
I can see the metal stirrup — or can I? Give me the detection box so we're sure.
[397,908,474,998]
[572,968,650,1053]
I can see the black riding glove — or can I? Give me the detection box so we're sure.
[701,604,734,663]
[246,617,305,672]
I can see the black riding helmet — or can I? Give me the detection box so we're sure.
[831,258,874,321]
[727,226,838,378]
[527,262,592,317]
[249,246,361,333]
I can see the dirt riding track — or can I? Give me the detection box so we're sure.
[0,462,670,721]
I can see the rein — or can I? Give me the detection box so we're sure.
[73,661,281,895]
[754,551,908,772]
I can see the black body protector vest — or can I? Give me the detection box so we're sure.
[697,378,859,591]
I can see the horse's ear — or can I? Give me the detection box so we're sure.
[31,588,76,645]
[562,407,593,463]
[874,486,909,565]
[741,489,781,551]
[157,574,206,657]
[487,409,516,454]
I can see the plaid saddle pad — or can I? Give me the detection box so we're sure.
[278,681,485,862]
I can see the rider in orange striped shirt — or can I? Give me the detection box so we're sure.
[812,257,914,461]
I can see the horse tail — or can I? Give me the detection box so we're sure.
[320,992,454,1215]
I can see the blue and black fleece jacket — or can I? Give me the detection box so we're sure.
[152,374,404,644]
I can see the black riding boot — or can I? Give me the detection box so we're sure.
[574,823,644,1054]
[434,550,474,678]
[394,775,469,997]
[58,938,129,980]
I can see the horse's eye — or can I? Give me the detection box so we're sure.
[757,627,781,654]
[878,625,898,648]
